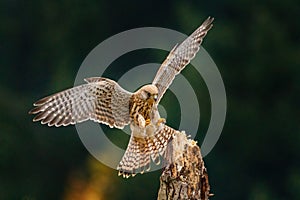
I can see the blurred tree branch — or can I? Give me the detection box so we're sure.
[157,131,212,200]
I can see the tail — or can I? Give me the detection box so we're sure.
[117,125,177,178]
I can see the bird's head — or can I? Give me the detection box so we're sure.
[137,84,158,104]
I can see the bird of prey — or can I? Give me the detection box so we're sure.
[29,17,214,178]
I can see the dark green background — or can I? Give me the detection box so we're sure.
[1,0,299,199]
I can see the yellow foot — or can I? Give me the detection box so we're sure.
[157,118,166,126]
[145,119,151,126]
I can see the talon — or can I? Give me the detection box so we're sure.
[157,118,166,125]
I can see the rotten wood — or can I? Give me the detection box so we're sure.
[157,131,213,200]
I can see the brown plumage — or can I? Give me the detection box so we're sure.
[29,17,214,178]
[153,17,214,102]
[29,77,132,128]
[117,125,177,178]
[129,85,158,127]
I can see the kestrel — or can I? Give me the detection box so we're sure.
[29,17,214,178]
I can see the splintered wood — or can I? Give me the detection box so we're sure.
[157,131,212,200]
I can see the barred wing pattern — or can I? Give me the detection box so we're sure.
[117,124,177,178]
[29,17,214,179]
[152,17,214,103]
[29,77,132,129]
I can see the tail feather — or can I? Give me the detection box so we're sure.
[117,125,177,178]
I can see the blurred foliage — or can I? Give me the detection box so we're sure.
[0,0,299,199]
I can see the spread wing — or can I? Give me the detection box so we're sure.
[152,17,214,103]
[29,77,132,129]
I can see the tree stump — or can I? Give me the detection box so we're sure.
[157,131,212,200]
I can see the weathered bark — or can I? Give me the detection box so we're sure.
[157,131,212,200]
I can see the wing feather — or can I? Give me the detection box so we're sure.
[152,17,214,103]
[29,77,132,128]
